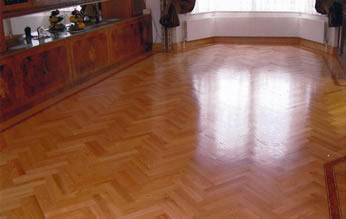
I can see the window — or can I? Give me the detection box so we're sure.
[193,0,317,14]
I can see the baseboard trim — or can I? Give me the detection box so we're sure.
[154,37,337,56]
[185,37,337,55]
[152,43,162,52]
[299,38,337,55]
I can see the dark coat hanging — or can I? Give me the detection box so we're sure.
[160,0,196,28]
[315,0,343,27]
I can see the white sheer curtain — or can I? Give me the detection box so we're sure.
[193,0,317,14]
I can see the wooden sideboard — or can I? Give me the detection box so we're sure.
[0,15,152,121]
[1,0,103,18]
[0,0,146,52]
[0,9,5,53]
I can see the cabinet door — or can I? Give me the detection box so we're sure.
[130,20,141,53]
[18,44,70,103]
[71,31,109,79]
[110,24,127,64]
[138,16,153,52]
[110,21,140,64]
[0,58,21,121]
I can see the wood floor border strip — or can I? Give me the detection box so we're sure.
[166,37,337,55]
[325,156,346,219]
[0,52,154,133]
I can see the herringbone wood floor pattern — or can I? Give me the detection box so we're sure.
[0,44,345,219]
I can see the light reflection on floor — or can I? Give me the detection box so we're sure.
[192,46,314,165]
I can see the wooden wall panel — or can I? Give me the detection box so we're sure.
[71,31,109,79]
[0,10,7,53]
[102,0,144,19]
[17,43,70,103]
[31,0,60,7]
[0,58,21,120]
[102,0,133,19]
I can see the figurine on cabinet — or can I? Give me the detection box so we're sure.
[49,9,66,32]
[69,9,85,31]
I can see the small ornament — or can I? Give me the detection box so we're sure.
[69,9,85,31]
[49,9,66,32]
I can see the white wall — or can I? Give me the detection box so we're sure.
[3,10,75,36]
[299,17,325,43]
[3,0,338,47]
[184,12,338,46]
[141,1,339,47]
[5,13,50,35]
[145,0,162,43]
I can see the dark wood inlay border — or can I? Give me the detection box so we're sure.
[325,156,346,219]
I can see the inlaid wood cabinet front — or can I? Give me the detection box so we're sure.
[138,16,153,52]
[16,42,71,105]
[0,15,152,122]
[0,58,21,120]
[109,18,152,65]
[71,30,109,79]
[110,23,134,64]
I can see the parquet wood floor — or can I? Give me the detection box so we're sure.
[0,44,346,219]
